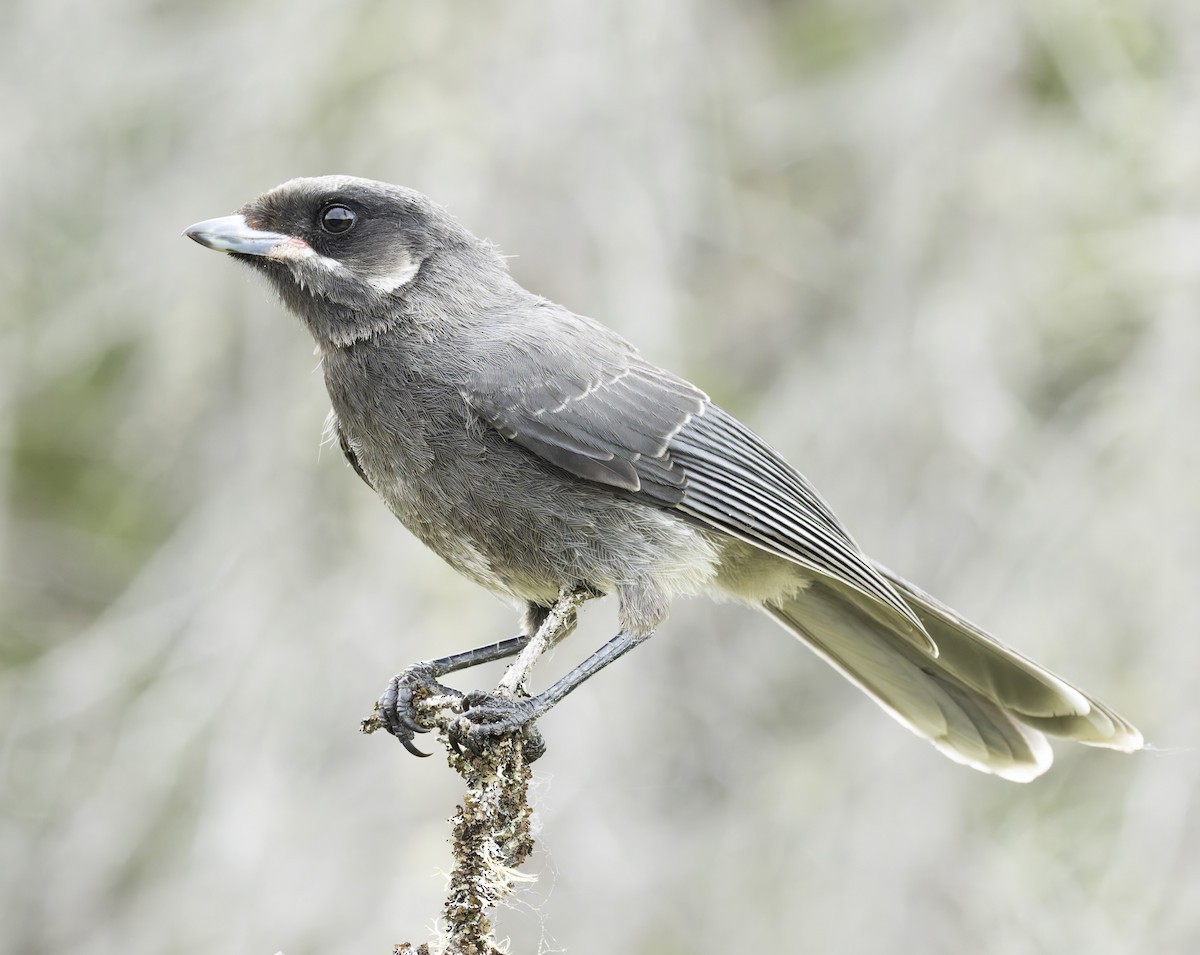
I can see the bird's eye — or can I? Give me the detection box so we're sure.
[320,204,357,235]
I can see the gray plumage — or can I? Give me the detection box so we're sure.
[185,175,1142,781]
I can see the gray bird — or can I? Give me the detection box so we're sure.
[185,175,1142,781]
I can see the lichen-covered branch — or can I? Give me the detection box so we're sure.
[370,710,540,955]
[365,591,592,953]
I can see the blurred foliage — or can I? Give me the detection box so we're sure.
[1,1,1198,954]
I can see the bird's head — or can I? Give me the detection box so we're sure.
[185,176,502,346]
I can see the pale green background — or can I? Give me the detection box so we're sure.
[2,1,1195,952]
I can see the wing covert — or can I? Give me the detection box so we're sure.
[464,313,706,506]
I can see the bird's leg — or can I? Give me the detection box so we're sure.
[366,585,599,758]
[496,585,597,696]
[429,584,596,761]
[368,635,531,757]
[449,628,652,756]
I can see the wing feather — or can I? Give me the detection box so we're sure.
[466,328,702,506]
[337,425,373,489]
[463,311,931,651]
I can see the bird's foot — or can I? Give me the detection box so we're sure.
[448,691,547,762]
[371,662,464,757]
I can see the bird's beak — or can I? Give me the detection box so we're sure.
[183,214,289,256]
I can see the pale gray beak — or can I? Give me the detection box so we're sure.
[183,214,289,256]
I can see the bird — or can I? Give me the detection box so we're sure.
[185,175,1142,781]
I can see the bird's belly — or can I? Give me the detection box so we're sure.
[360,437,718,610]
[364,463,548,601]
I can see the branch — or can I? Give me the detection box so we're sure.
[364,589,590,954]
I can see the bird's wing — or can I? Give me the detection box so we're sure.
[669,404,929,646]
[467,336,702,507]
[464,310,932,650]
[337,424,374,489]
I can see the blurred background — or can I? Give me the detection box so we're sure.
[2,0,1197,952]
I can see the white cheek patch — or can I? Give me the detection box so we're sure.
[265,236,315,263]
[366,256,420,293]
[266,239,419,295]
[267,239,351,275]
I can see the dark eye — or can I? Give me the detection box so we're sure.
[319,204,357,234]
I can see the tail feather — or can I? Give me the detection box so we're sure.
[875,564,1143,752]
[764,566,1141,782]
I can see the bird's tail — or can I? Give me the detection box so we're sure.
[763,563,1142,782]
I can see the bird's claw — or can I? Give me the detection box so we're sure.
[377,663,462,757]
[447,691,547,761]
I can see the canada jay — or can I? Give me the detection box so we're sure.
[185,176,1141,781]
